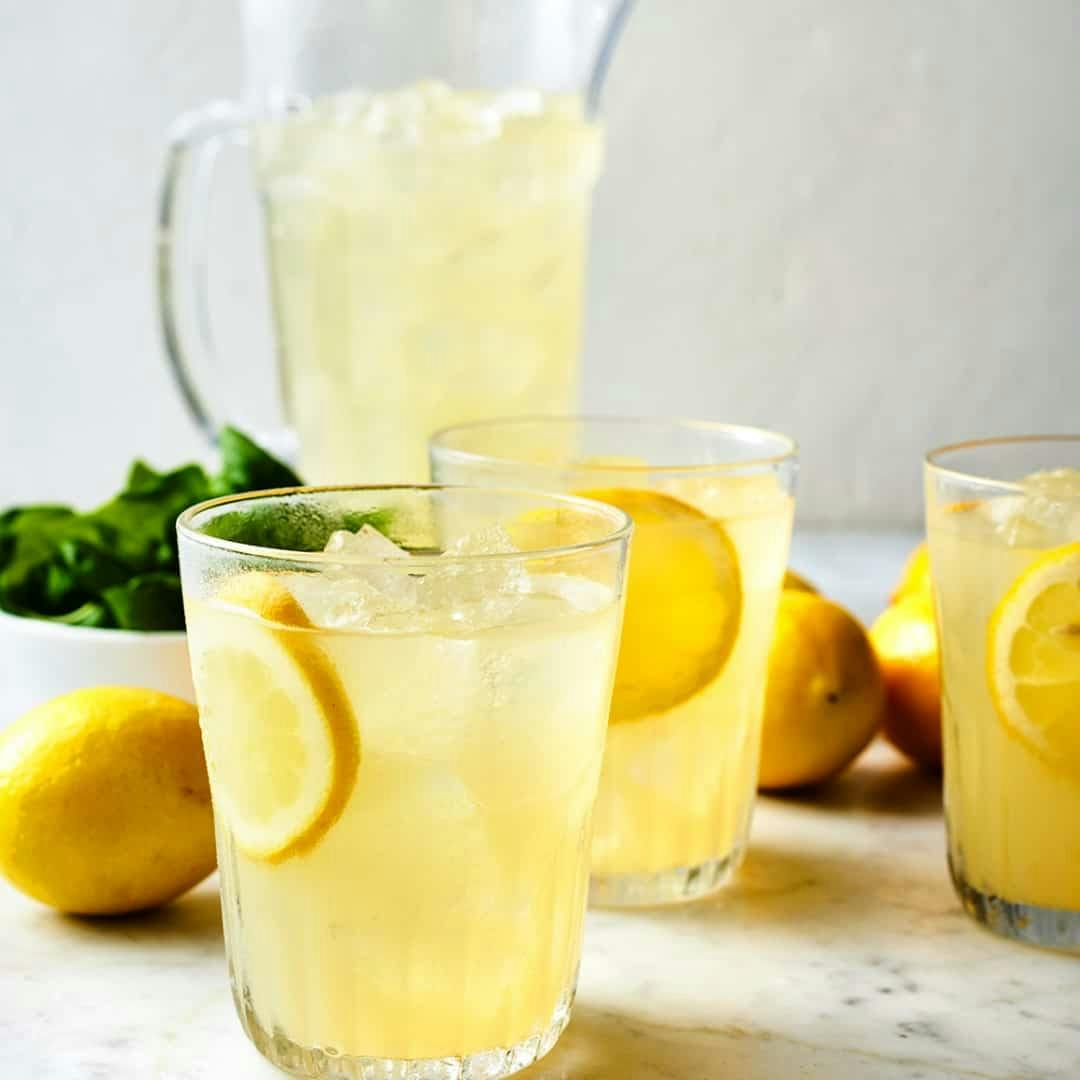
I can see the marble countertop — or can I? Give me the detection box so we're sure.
[2,531,1078,1080]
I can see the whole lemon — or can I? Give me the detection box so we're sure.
[0,687,215,915]
[783,569,818,594]
[759,592,885,790]
[869,594,942,770]
[891,541,931,603]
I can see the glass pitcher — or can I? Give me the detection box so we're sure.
[158,0,634,485]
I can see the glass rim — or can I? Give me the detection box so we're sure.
[176,483,633,567]
[924,434,1080,491]
[429,415,798,474]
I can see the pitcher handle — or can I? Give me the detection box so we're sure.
[156,101,252,443]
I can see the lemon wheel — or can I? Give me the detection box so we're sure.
[192,574,360,862]
[578,489,742,724]
[987,543,1080,772]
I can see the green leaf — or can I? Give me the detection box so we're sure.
[102,573,185,631]
[0,505,75,565]
[0,507,108,617]
[88,463,212,571]
[216,427,301,495]
[57,538,134,594]
[0,429,303,632]
[201,505,395,552]
[340,509,397,537]
[50,600,112,628]
[42,561,80,612]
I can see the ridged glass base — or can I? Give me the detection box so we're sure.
[951,857,1080,953]
[589,848,741,908]
[233,988,573,1079]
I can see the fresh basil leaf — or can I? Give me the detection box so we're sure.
[340,509,397,538]
[88,464,212,571]
[0,508,107,617]
[57,538,133,594]
[50,600,112,628]
[202,506,395,552]
[216,427,301,495]
[42,561,80,613]
[124,460,170,496]
[0,429,302,631]
[0,505,76,562]
[102,573,185,631]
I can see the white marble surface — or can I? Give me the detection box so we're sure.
[2,533,1078,1079]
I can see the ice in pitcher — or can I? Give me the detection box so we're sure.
[257,83,602,483]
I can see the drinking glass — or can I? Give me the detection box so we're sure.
[158,0,634,483]
[925,437,1080,950]
[177,485,629,1075]
[431,418,796,905]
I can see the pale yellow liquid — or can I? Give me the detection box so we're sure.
[187,578,619,1062]
[591,477,793,878]
[256,83,601,484]
[928,490,1080,911]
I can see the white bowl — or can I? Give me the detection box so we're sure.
[0,611,194,727]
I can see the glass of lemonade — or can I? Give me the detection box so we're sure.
[158,0,634,483]
[431,418,797,906]
[177,485,630,1076]
[926,437,1080,950]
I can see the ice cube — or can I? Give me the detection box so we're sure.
[443,524,519,557]
[528,572,613,614]
[325,523,410,560]
[412,526,528,627]
[1022,468,1080,502]
[981,468,1080,547]
[307,525,418,628]
[287,570,386,630]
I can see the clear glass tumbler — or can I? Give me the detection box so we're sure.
[431,418,797,906]
[177,485,630,1076]
[926,437,1080,950]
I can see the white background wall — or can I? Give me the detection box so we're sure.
[2,1,1077,524]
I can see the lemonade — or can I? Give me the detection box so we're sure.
[587,477,793,899]
[926,454,1080,947]
[178,487,628,1075]
[256,83,602,483]
[431,419,797,905]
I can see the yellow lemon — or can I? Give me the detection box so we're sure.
[189,572,360,862]
[869,594,942,770]
[987,542,1080,773]
[577,489,741,724]
[0,687,214,915]
[784,569,818,593]
[891,541,932,603]
[759,592,884,789]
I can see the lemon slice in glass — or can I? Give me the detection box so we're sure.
[193,573,360,863]
[579,489,742,724]
[987,543,1080,771]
